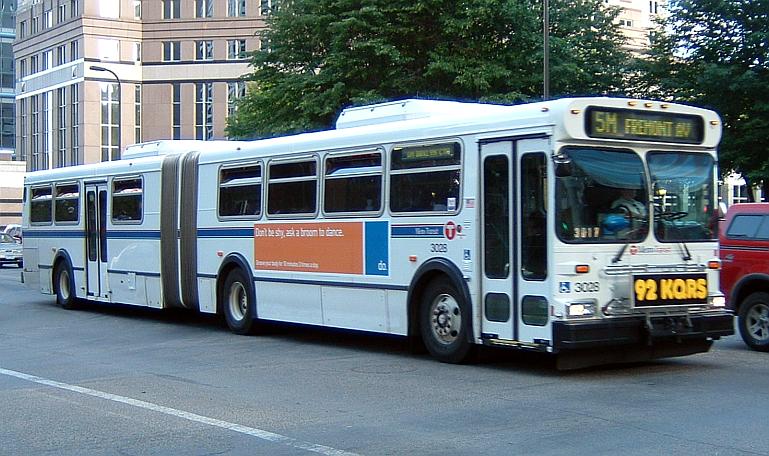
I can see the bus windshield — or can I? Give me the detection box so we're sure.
[556,147,648,243]
[648,151,718,242]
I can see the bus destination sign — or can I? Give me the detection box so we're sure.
[585,107,704,144]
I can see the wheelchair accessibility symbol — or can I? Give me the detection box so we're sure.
[559,282,571,294]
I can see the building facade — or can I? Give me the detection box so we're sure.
[0,0,15,157]
[14,0,269,171]
[0,160,23,225]
[606,0,667,53]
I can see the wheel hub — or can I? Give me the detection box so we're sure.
[747,303,769,341]
[430,294,461,344]
[228,283,247,321]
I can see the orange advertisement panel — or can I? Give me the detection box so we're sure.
[254,222,363,274]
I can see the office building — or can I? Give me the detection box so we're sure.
[0,0,15,158]
[606,0,667,53]
[15,0,269,171]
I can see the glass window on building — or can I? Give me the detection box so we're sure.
[100,83,119,161]
[57,87,66,167]
[71,40,79,60]
[228,0,246,17]
[18,98,26,161]
[172,83,181,140]
[195,40,213,61]
[57,44,66,66]
[98,1,119,18]
[261,0,277,15]
[733,185,749,204]
[98,39,119,62]
[0,40,13,87]
[41,49,52,71]
[227,40,246,59]
[195,82,213,140]
[163,41,180,62]
[163,0,180,19]
[134,84,141,144]
[196,0,213,18]
[71,83,80,165]
[227,81,245,117]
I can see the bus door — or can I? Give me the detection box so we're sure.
[85,183,109,299]
[481,141,516,341]
[480,139,551,345]
[515,140,551,345]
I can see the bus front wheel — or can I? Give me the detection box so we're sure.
[53,262,77,309]
[222,269,256,335]
[420,278,474,363]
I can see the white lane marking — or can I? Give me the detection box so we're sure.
[1,367,359,456]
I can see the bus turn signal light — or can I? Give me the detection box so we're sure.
[708,260,721,270]
[575,265,590,274]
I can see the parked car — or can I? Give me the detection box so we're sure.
[720,203,769,351]
[0,232,22,268]
[2,223,21,240]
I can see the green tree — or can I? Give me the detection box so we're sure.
[227,0,630,139]
[634,0,769,190]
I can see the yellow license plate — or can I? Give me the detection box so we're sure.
[633,273,708,306]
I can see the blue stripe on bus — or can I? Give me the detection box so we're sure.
[391,224,445,238]
[24,230,84,238]
[197,228,255,238]
[23,230,161,239]
[108,230,161,239]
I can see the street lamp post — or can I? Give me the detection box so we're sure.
[90,65,121,160]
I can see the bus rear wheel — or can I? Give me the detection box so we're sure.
[222,269,256,335]
[420,278,474,363]
[738,292,769,352]
[53,262,77,309]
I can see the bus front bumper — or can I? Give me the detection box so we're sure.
[550,311,733,369]
[552,311,734,351]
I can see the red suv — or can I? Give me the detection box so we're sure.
[720,203,769,351]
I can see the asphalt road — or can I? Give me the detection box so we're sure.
[1,266,767,456]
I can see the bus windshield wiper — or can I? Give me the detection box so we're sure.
[679,242,692,261]
[612,241,631,264]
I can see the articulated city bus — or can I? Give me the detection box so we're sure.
[22,97,733,368]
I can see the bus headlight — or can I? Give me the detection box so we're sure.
[709,294,726,308]
[567,301,596,318]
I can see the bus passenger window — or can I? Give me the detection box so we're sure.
[30,186,53,223]
[219,164,262,218]
[390,143,461,214]
[324,152,382,214]
[521,153,547,280]
[267,159,317,216]
[112,178,143,222]
[55,183,80,223]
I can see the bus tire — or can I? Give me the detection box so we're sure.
[53,262,77,309]
[222,269,256,335]
[420,277,474,363]
[738,292,769,352]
